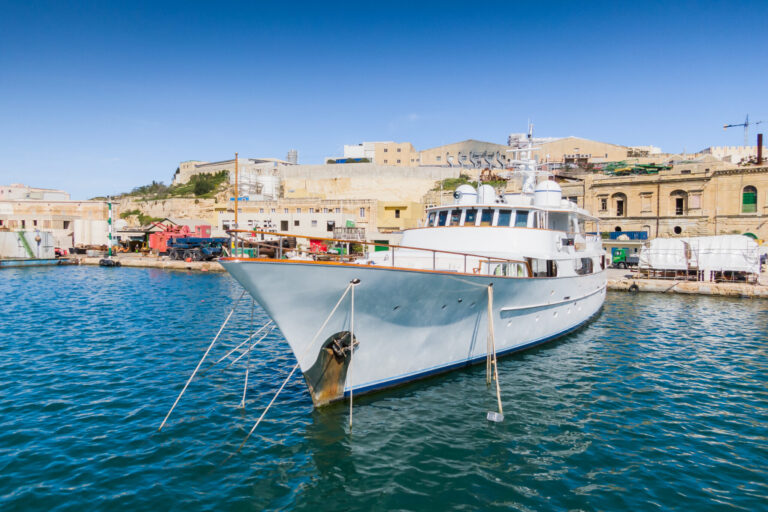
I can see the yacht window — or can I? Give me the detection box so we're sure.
[480,209,494,226]
[529,258,557,277]
[575,257,593,275]
[427,212,436,226]
[497,209,512,226]
[438,210,449,226]
[450,209,462,226]
[515,210,529,227]
[464,208,478,225]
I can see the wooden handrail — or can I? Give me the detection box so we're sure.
[228,229,530,266]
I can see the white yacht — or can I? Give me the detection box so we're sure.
[221,164,607,406]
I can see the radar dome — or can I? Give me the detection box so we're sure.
[453,184,477,205]
[533,180,562,207]
[477,184,497,204]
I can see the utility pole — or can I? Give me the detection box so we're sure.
[234,152,239,231]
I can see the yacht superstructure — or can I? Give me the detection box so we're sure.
[221,167,607,406]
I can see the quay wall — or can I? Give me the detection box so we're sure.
[74,256,768,298]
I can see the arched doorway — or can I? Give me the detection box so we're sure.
[670,190,688,216]
[742,186,757,213]
[611,193,627,217]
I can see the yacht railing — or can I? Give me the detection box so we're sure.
[225,229,533,277]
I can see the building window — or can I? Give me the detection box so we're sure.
[326,220,335,232]
[436,156,441,162]
[742,186,757,213]
[33,219,37,226]
[383,148,388,152]
[335,207,340,213]
[612,193,627,217]
[394,209,401,219]
[397,148,401,152]
[271,208,276,213]
[311,220,318,227]
[397,159,401,164]
[21,220,25,228]
[599,198,607,211]
[284,208,289,214]
[309,208,315,214]
[359,207,365,218]
[671,190,688,216]
[296,208,301,214]
[259,208,264,213]
[384,160,388,164]
[294,220,300,226]
[323,208,329,213]
[281,220,289,231]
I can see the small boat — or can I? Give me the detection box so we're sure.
[221,150,607,406]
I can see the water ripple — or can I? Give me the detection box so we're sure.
[0,266,766,510]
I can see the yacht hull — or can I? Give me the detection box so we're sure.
[221,259,606,405]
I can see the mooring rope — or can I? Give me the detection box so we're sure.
[240,300,255,409]
[487,284,504,420]
[159,289,247,431]
[349,281,356,428]
[227,326,276,367]
[214,320,274,365]
[235,281,357,453]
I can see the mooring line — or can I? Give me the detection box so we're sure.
[159,289,246,431]
[349,281,356,429]
[233,281,356,455]
[240,300,255,409]
[486,283,504,422]
[215,320,274,365]
[227,326,275,367]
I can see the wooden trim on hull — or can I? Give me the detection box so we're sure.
[220,257,607,281]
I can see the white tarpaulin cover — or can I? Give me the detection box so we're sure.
[639,235,759,274]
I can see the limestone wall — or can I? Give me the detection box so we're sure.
[282,164,459,202]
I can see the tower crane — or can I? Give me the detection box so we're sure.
[723,114,763,146]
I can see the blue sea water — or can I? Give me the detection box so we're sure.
[1,266,766,511]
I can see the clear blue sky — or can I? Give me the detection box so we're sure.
[1,1,765,199]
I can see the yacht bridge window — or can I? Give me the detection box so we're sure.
[449,209,462,226]
[438,210,448,226]
[515,210,529,227]
[480,209,494,226]
[498,209,512,226]
[464,208,478,225]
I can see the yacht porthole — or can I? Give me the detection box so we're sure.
[507,321,512,327]
[441,304,447,309]
[393,305,400,311]
[457,298,463,303]
[535,315,540,322]
[470,302,476,308]
[553,311,558,318]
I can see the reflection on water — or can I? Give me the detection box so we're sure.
[1,266,766,511]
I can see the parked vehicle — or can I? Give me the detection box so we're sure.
[166,237,229,261]
[612,247,639,269]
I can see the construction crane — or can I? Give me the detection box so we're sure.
[723,114,763,146]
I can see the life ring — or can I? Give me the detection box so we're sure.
[628,283,639,293]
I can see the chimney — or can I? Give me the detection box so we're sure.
[758,134,763,165]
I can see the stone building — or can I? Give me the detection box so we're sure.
[0,187,109,248]
[172,157,295,192]
[559,163,768,239]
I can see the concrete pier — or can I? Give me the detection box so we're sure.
[75,257,768,298]
[78,256,225,272]
[606,269,768,298]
